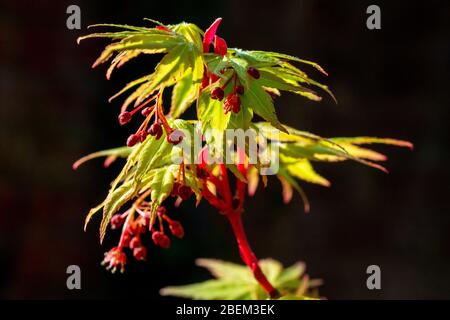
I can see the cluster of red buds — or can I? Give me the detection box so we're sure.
[223,93,241,114]
[101,162,195,273]
[117,91,183,147]
[209,68,259,115]
[102,203,186,273]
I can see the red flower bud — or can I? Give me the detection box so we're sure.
[133,246,147,260]
[138,130,147,142]
[224,94,241,114]
[247,67,260,79]
[169,221,185,238]
[129,236,141,250]
[110,214,124,229]
[211,87,225,101]
[118,112,132,125]
[152,231,171,249]
[148,122,162,138]
[178,185,193,200]
[141,107,152,117]
[127,134,139,147]
[167,130,184,145]
[236,85,244,95]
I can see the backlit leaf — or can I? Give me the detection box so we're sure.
[197,90,230,157]
[241,81,286,133]
[170,52,204,118]
[73,146,131,170]
[100,180,136,242]
[285,159,330,187]
[160,258,319,300]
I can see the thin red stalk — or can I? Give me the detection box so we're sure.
[118,210,133,249]
[220,74,233,90]
[130,98,155,115]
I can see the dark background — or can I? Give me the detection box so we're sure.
[1,0,449,299]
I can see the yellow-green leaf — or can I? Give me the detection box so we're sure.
[100,180,136,243]
[241,81,287,133]
[73,146,131,170]
[286,159,330,187]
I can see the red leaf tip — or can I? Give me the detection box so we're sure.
[214,35,228,56]
[203,18,223,53]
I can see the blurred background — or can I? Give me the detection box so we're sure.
[1,0,449,299]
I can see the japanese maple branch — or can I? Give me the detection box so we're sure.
[202,163,280,299]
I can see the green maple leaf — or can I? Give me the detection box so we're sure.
[160,258,321,300]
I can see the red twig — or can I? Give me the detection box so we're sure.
[226,210,279,299]
[201,163,279,299]
[202,183,227,211]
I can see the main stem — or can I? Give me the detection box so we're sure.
[225,209,280,299]
[203,164,279,299]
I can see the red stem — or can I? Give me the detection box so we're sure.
[219,164,233,204]
[202,184,227,211]
[202,164,280,299]
[226,209,279,299]
[235,149,246,211]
